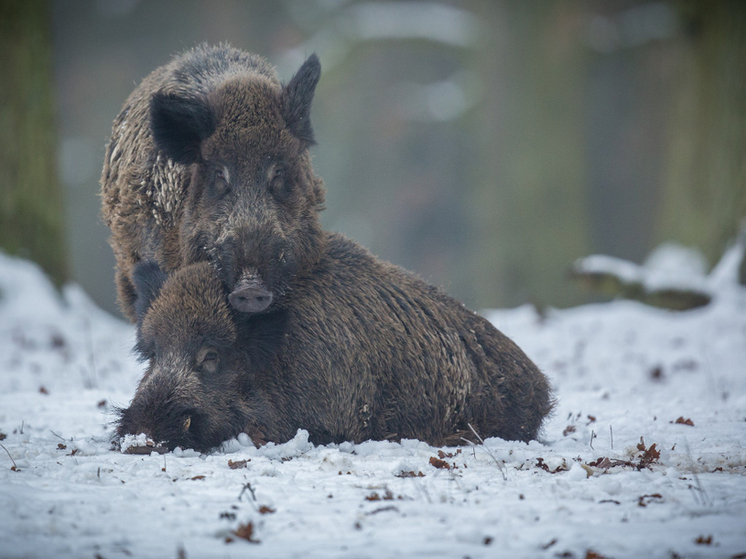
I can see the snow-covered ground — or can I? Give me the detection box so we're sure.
[1,247,745,559]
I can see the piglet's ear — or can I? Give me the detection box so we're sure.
[150,92,216,165]
[283,53,321,146]
[132,261,168,325]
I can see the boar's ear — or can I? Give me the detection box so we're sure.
[132,261,168,325]
[150,92,216,165]
[283,53,321,146]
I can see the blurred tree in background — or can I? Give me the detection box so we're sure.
[657,0,746,263]
[1,0,739,315]
[0,0,67,286]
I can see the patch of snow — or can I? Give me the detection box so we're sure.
[1,247,746,558]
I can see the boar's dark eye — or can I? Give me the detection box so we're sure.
[269,165,291,197]
[211,167,230,197]
[197,347,219,374]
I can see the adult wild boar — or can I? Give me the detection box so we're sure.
[101,44,325,322]
[116,251,552,453]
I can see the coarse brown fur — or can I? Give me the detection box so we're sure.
[101,44,324,322]
[117,243,554,451]
[107,44,553,450]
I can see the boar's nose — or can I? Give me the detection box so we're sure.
[229,278,273,313]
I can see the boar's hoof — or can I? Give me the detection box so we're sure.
[229,279,273,313]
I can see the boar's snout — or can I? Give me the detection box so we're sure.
[229,277,273,313]
[216,230,293,314]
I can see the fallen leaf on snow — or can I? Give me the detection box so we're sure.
[429,456,450,470]
[536,457,568,474]
[230,521,260,544]
[541,538,558,550]
[366,488,394,501]
[638,493,664,507]
[396,470,425,478]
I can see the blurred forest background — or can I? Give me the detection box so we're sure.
[1,0,744,318]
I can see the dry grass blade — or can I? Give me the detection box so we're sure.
[0,443,19,471]
[460,423,507,480]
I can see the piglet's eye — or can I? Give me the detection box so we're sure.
[203,351,218,363]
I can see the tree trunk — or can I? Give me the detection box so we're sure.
[657,0,746,266]
[0,0,67,285]
[468,0,590,309]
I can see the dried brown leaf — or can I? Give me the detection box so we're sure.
[673,416,694,426]
[437,449,461,459]
[57,443,67,450]
[563,425,577,436]
[228,459,250,469]
[396,470,425,478]
[365,488,394,501]
[638,493,663,507]
[191,475,206,480]
[429,456,450,470]
[258,505,275,514]
[694,535,713,545]
[39,386,49,395]
[232,521,260,543]
[541,538,558,550]
[536,457,568,474]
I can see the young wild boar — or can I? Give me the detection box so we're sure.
[101,44,325,322]
[116,261,283,453]
[117,251,552,452]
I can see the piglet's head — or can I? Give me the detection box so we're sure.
[115,261,251,453]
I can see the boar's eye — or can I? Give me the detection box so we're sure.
[196,347,219,374]
[269,164,289,196]
[211,166,230,197]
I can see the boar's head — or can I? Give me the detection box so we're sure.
[150,54,325,314]
[115,260,282,453]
